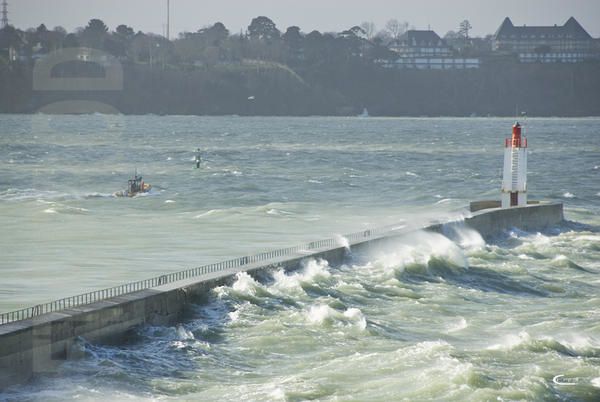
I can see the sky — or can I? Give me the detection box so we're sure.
[8,0,600,38]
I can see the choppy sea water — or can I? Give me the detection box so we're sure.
[1,116,599,400]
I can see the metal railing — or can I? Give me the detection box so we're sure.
[0,223,405,326]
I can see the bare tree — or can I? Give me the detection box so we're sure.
[360,21,376,40]
[385,19,409,41]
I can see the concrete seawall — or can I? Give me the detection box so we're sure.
[0,203,564,390]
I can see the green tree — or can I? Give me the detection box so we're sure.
[282,26,304,64]
[63,33,79,48]
[53,26,67,36]
[200,22,229,46]
[283,26,302,46]
[82,19,109,49]
[248,16,280,41]
[0,25,24,53]
[115,24,135,40]
[34,24,60,53]
[84,19,109,35]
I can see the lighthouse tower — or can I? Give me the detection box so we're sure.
[501,122,528,208]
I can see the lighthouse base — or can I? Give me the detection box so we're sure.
[502,192,527,209]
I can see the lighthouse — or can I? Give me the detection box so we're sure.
[501,122,528,208]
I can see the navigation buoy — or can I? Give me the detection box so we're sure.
[501,122,528,208]
[195,148,201,169]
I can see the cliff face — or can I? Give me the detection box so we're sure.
[1,60,599,116]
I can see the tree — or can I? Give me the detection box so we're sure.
[360,21,376,40]
[84,19,109,35]
[63,33,80,48]
[339,26,367,41]
[282,26,304,64]
[458,20,472,41]
[201,22,229,46]
[444,30,461,49]
[385,19,409,42]
[0,25,23,52]
[115,24,135,40]
[283,26,302,46]
[36,24,48,34]
[33,23,61,53]
[82,19,109,49]
[374,30,392,45]
[53,26,67,36]
[248,16,280,41]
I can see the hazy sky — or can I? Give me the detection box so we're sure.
[9,0,600,38]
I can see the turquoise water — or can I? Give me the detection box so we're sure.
[1,116,599,400]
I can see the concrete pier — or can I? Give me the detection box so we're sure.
[0,203,563,390]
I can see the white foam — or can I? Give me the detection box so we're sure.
[194,209,220,219]
[175,325,195,341]
[560,333,600,355]
[402,340,452,358]
[343,308,367,330]
[334,234,350,250]
[301,259,332,281]
[446,317,468,333]
[451,226,485,250]
[530,232,551,247]
[0,188,67,202]
[563,192,575,198]
[488,331,531,351]
[306,305,366,330]
[227,309,243,323]
[272,259,331,295]
[165,200,176,204]
[307,304,335,324]
[42,204,89,215]
[369,231,469,274]
[575,235,600,242]
[232,272,259,296]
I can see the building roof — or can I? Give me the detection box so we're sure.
[396,30,448,47]
[495,17,592,40]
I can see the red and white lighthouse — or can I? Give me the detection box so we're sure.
[501,122,528,208]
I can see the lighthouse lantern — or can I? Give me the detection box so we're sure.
[501,122,528,208]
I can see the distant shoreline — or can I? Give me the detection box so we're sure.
[2,62,599,118]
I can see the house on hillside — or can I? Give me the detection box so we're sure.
[390,30,453,58]
[385,30,480,69]
[493,17,597,63]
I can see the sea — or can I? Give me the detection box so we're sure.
[0,115,599,401]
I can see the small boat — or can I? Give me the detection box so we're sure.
[114,172,152,197]
[358,108,369,118]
